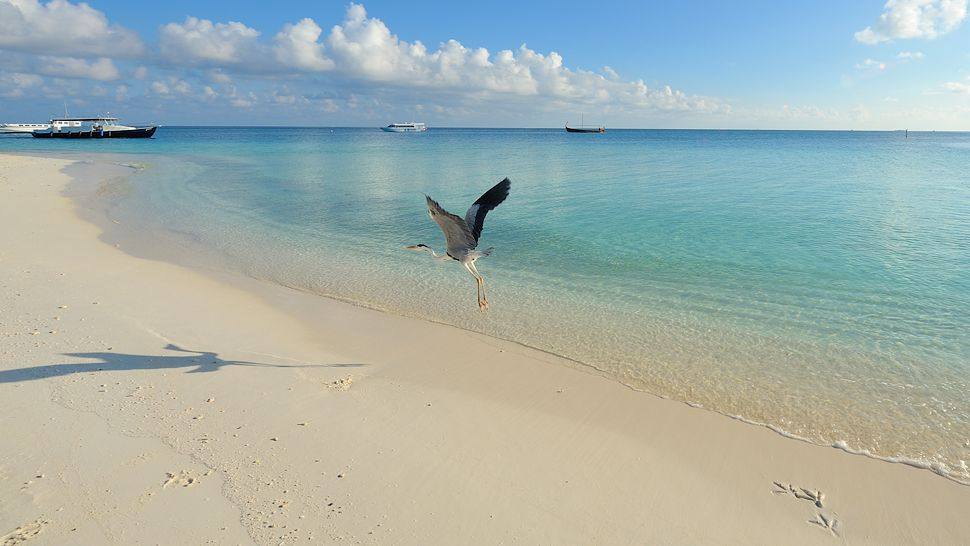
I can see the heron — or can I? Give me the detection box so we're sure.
[406,177,511,311]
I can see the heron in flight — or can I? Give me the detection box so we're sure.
[407,178,511,311]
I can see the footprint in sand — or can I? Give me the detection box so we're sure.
[773,481,840,536]
[772,481,824,508]
[326,376,354,391]
[163,470,208,488]
[2,519,49,545]
[810,511,842,537]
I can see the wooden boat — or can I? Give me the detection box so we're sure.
[565,114,605,133]
[565,125,605,133]
[31,117,157,139]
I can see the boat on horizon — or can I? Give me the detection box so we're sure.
[0,122,51,134]
[31,116,157,139]
[565,124,606,133]
[565,114,605,133]
[381,122,427,133]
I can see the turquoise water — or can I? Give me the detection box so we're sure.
[3,128,968,481]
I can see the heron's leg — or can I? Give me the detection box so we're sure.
[474,277,487,310]
[463,262,486,310]
[468,261,488,310]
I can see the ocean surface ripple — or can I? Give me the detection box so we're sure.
[4,127,968,482]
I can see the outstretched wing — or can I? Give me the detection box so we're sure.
[464,178,510,242]
[426,195,478,254]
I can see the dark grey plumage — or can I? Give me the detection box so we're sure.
[423,177,510,260]
[465,177,511,242]
[424,196,478,259]
[408,178,511,310]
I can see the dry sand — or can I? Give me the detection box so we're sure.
[1,152,968,545]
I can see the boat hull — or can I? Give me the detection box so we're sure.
[381,126,427,132]
[32,126,157,139]
[565,125,605,133]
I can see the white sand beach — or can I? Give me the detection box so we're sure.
[1,152,969,545]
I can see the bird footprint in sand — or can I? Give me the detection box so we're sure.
[774,481,841,537]
[810,511,841,536]
[772,481,824,508]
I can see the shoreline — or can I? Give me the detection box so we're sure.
[67,152,970,487]
[1,152,968,544]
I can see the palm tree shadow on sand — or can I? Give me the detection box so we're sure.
[0,343,364,384]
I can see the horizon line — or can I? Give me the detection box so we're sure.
[64,125,965,133]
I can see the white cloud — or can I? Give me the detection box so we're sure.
[273,92,298,105]
[273,18,334,71]
[856,58,888,71]
[150,80,169,94]
[149,4,721,115]
[207,70,233,83]
[0,2,729,123]
[160,15,335,73]
[0,70,41,97]
[38,56,120,81]
[230,92,256,108]
[326,5,537,93]
[224,85,256,108]
[151,77,191,97]
[943,77,970,93]
[11,72,42,87]
[0,0,144,58]
[323,4,720,112]
[897,50,925,59]
[159,17,260,66]
[854,52,925,75]
[855,0,967,44]
[270,86,307,105]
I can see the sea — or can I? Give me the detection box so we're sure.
[3,127,968,482]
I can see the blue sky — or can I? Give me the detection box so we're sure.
[1,0,969,128]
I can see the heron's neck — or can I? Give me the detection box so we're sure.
[422,246,451,261]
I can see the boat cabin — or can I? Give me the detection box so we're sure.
[49,117,123,132]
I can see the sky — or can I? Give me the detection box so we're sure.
[1,0,969,129]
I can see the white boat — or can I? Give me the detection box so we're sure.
[31,117,157,139]
[0,123,51,134]
[381,122,427,133]
[3,101,88,134]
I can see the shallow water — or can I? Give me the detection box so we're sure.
[4,128,968,481]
